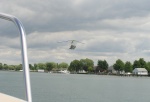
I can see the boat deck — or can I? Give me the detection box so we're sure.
[0,93,26,102]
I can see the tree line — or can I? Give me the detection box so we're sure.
[113,58,150,73]
[68,58,94,73]
[68,58,150,73]
[0,58,150,73]
[0,62,69,72]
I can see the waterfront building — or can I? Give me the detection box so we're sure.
[132,68,148,76]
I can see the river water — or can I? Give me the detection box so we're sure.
[0,71,150,102]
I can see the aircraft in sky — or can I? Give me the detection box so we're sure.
[58,40,84,50]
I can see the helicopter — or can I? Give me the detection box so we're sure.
[58,40,84,50]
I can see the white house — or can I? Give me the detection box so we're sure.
[38,69,44,73]
[132,68,148,76]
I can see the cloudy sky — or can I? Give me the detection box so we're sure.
[1,0,150,65]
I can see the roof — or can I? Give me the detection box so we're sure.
[108,66,114,70]
[134,68,147,72]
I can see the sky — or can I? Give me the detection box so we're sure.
[1,0,150,66]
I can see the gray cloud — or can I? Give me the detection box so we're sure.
[1,0,150,65]
[2,0,150,35]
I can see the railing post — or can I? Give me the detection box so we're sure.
[0,13,32,102]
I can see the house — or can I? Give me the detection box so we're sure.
[108,66,117,74]
[38,69,44,73]
[132,68,148,76]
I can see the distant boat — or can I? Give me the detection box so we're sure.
[59,70,70,74]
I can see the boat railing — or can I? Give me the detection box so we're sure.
[0,13,32,102]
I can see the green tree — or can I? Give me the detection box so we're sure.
[34,63,38,70]
[138,58,148,68]
[146,62,150,72]
[103,60,109,70]
[37,63,46,70]
[0,63,3,70]
[113,59,124,71]
[15,64,22,71]
[69,60,82,72]
[133,60,140,69]
[51,62,57,69]
[124,61,132,72]
[80,58,94,71]
[88,66,93,73]
[97,60,108,72]
[8,65,15,70]
[97,60,103,72]
[58,62,69,69]
[46,62,56,71]
[3,64,8,70]
[29,64,34,70]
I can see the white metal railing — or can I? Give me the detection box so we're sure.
[0,13,32,102]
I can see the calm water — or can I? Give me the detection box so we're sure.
[0,71,150,102]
